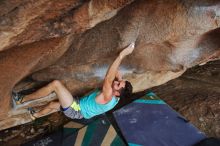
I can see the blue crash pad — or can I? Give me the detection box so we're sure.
[113,92,206,146]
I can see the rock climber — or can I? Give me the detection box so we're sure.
[17,43,135,119]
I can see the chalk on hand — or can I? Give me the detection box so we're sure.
[129,42,135,48]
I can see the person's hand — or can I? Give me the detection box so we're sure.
[120,42,135,58]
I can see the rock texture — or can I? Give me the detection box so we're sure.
[152,60,220,138]
[0,0,220,129]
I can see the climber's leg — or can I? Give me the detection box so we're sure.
[21,80,73,108]
[31,101,60,119]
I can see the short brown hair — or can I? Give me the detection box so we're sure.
[119,81,133,98]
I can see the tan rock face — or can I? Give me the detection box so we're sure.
[0,0,220,120]
[0,36,72,116]
[0,0,133,51]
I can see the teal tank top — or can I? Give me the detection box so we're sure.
[79,89,119,119]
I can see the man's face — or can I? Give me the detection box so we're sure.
[112,80,126,96]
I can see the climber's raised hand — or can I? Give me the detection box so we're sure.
[119,42,135,58]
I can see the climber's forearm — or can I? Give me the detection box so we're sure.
[105,54,124,83]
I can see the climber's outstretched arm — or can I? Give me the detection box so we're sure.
[102,43,135,101]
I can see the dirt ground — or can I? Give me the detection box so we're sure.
[0,60,219,146]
